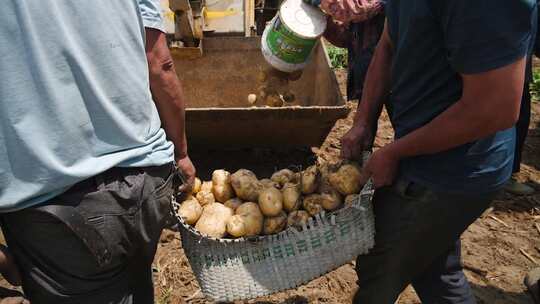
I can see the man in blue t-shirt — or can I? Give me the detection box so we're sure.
[326,0,537,303]
[0,0,195,303]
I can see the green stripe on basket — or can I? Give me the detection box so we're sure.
[273,246,284,259]
[324,229,337,243]
[339,222,351,236]
[310,234,322,249]
[284,243,296,256]
[296,239,308,253]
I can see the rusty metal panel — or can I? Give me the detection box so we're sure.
[173,36,348,149]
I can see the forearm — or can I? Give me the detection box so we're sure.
[323,17,349,48]
[150,66,188,158]
[146,29,188,159]
[353,22,392,128]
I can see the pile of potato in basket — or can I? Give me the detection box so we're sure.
[176,161,364,239]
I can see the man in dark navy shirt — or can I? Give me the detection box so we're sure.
[325,0,537,303]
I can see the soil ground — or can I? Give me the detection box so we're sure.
[1,69,539,304]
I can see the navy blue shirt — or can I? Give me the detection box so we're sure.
[386,0,537,194]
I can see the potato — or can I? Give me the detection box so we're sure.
[320,192,343,211]
[345,194,359,207]
[282,182,301,212]
[282,92,295,103]
[258,187,284,217]
[318,179,343,211]
[227,215,247,237]
[236,202,264,236]
[271,169,295,188]
[257,70,268,82]
[195,203,234,238]
[260,178,279,189]
[231,169,263,201]
[303,194,324,216]
[247,94,257,105]
[292,172,301,184]
[195,191,215,206]
[263,212,287,235]
[301,165,319,195]
[212,169,235,203]
[236,202,262,217]
[224,198,243,211]
[201,181,213,193]
[329,163,363,196]
[178,196,203,225]
[266,94,283,107]
[192,178,202,194]
[287,210,310,230]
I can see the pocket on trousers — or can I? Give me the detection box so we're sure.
[31,205,114,268]
[139,171,175,242]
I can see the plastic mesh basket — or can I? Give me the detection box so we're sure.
[176,178,375,302]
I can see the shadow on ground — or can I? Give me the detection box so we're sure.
[472,282,534,304]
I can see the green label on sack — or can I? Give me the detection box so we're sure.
[266,16,317,64]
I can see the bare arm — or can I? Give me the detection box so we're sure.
[145,28,196,187]
[323,17,350,48]
[341,21,393,159]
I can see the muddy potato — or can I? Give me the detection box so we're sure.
[192,178,202,194]
[178,196,203,225]
[301,165,319,194]
[287,210,310,230]
[329,163,363,196]
[231,169,263,201]
[260,178,279,189]
[236,202,264,236]
[258,187,284,217]
[271,169,295,188]
[303,194,324,216]
[195,190,215,206]
[224,198,243,211]
[263,212,288,235]
[212,169,235,203]
[320,192,343,211]
[200,181,213,193]
[257,70,268,82]
[318,179,343,211]
[345,194,359,207]
[236,202,262,217]
[266,94,284,107]
[213,183,234,203]
[292,172,301,184]
[195,203,234,238]
[226,215,247,237]
[282,92,295,103]
[282,182,301,212]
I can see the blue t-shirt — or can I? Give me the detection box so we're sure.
[386,0,537,194]
[0,0,175,211]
